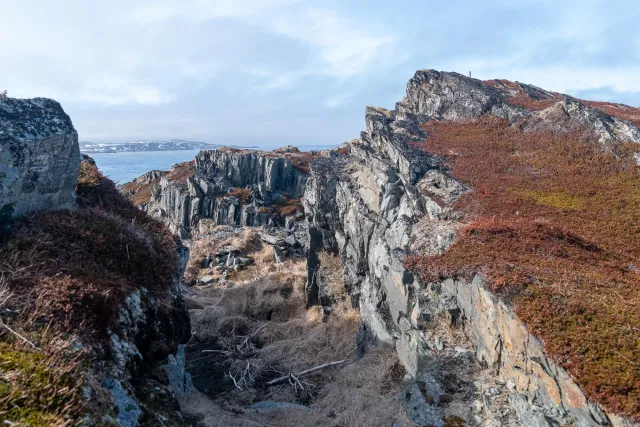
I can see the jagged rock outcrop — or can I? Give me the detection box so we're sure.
[143,148,311,239]
[100,245,191,426]
[0,97,80,219]
[0,97,191,426]
[304,70,640,426]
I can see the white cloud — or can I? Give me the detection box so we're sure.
[325,93,351,108]
[447,56,640,96]
[270,8,397,79]
[79,75,172,105]
[128,0,300,24]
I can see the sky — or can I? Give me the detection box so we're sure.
[2,0,639,146]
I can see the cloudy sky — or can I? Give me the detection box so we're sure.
[2,0,639,146]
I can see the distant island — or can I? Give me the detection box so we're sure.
[80,139,223,154]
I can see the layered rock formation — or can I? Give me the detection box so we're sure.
[117,69,640,426]
[142,147,312,239]
[0,97,81,219]
[303,70,640,426]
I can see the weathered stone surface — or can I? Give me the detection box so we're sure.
[303,69,640,425]
[195,149,307,197]
[0,97,80,218]
[143,148,308,238]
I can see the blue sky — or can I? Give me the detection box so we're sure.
[2,0,639,146]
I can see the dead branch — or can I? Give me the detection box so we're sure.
[225,360,257,389]
[0,318,38,349]
[239,322,268,351]
[266,360,346,386]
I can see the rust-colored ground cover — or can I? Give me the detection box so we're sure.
[407,116,640,418]
[584,100,640,128]
[0,161,179,337]
[121,176,162,207]
[166,160,196,184]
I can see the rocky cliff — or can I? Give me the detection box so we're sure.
[135,147,314,239]
[304,70,640,426]
[0,97,81,220]
[0,99,190,426]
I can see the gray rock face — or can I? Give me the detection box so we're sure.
[196,150,307,196]
[144,149,308,238]
[101,245,191,427]
[303,70,640,426]
[398,69,527,122]
[0,97,80,218]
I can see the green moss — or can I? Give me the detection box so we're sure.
[0,341,82,426]
[521,190,584,209]
[2,407,61,426]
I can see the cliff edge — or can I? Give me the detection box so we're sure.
[304,70,640,426]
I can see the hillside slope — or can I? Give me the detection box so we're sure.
[0,99,190,426]
[304,70,640,426]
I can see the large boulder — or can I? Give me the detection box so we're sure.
[0,97,80,219]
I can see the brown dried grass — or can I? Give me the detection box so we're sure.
[0,323,89,426]
[1,160,179,338]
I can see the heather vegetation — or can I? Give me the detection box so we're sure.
[121,175,163,207]
[273,196,304,217]
[585,100,640,128]
[166,160,196,184]
[407,116,640,418]
[0,160,180,425]
[221,188,253,204]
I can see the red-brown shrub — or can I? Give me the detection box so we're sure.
[506,92,561,111]
[584,100,640,128]
[166,161,196,184]
[0,161,180,338]
[408,117,640,418]
[221,188,252,204]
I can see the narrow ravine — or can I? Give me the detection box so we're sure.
[174,227,412,426]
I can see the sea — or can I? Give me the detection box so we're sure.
[89,145,337,184]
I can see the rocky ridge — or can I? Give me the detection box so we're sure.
[303,70,640,426]
[118,70,640,426]
[0,97,81,219]
[136,147,316,239]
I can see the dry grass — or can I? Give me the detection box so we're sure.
[166,161,196,184]
[317,252,346,298]
[185,237,215,285]
[186,232,411,425]
[186,229,307,286]
[190,262,360,395]
[220,229,263,253]
[245,348,411,427]
[190,269,367,413]
[0,323,87,426]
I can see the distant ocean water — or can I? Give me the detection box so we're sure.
[89,144,337,184]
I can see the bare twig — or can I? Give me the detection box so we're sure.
[0,318,38,349]
[239,322,268,351]
[266,360,346,386]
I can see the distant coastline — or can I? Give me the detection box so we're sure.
[79,139,224,154]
